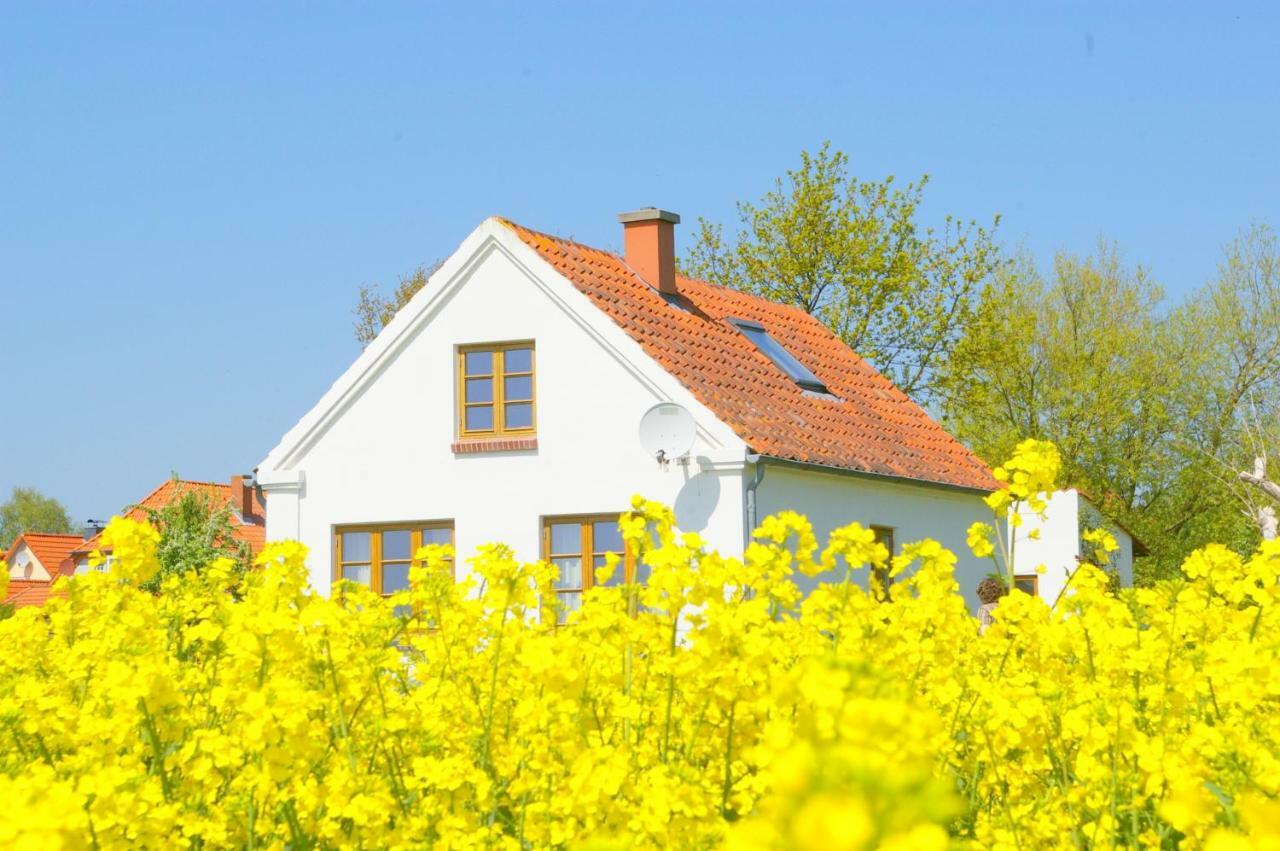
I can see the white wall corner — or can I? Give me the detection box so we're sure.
[257,468,305,491]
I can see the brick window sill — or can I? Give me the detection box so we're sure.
[451,437,539,455]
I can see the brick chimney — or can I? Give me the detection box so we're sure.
[229,475,254,519]
[618,208,680,295]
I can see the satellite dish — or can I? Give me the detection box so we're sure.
[639,402,696,467]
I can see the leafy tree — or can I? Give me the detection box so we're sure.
[0,486,74,550]
[1194,225,1280,541]
[681,143,1004,403]
[138,479,250,593]
[353,262,441,347]
[941,229,1280,582]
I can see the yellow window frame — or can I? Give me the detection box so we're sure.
[457,342,536,438]
[1014,574,1039,597]
[333,521,455,595]
[542,514,638,611]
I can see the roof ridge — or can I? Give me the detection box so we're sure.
[498,215,811,316]
[494,217,617,258]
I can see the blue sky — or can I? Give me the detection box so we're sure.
[2,2,1277,524]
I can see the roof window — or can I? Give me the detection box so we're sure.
[731,320,828,393]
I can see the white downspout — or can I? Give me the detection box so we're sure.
[745,453,766,548]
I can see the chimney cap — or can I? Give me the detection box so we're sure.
[618,208,681,225]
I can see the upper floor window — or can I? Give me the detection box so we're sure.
[458,343,536,438]
[335,522,455,598]
[731,320,828,394]
[542,514,642,621]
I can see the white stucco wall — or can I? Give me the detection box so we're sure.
[1011,489,1135,604]
[755,464,994,610]
[260,224,748,594]
[7,543,49,580]
[1010,490,1080,604]
[1076,494,1136,587]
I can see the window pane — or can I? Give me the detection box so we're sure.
[382,530,411,560]
[342,564,371,586]
[503,375,533,401]
[549,523,581,555]
[504,347,533,373]
[552,556,582,589]
[342,532,371,562]
[464,350,493,375]
[383,562,410,593]
[504,402,533,429]
[738,325,826,391]
[592,520,623,554]
[465,405,494,431]
[421,527,452,546]
[872,527,895,557]
[465,377,493,403]
[393,603,414,619]
[634,561,651,586]
[558,591,581,622]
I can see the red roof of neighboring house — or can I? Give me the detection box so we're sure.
[73,479,267,558]
[501,219,998,492]
[4,579,65,609]
[2,532,83,577]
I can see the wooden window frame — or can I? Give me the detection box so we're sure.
[333,521,455,595]
[457,342,536,439]
[1014,574,1039,597]
[541,514,637,615]
[870,525,895,599]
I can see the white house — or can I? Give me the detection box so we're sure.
[4,532,80,582]
[3,531,82,608]
[1011,489,1147,602]
[256,209,1003,611]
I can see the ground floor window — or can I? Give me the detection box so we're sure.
[870,525,895,599]
[1014,574,1039,596]
[334,522,454,597]
[542,514,640,620]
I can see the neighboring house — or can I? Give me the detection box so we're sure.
[257,209,1002,610]
[70,476,267,574]
[3,532,81,609]
[1011,488,1148,602]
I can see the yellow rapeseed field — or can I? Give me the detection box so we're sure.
[2,440,1279,849]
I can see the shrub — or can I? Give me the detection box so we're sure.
[2,482,1280,847]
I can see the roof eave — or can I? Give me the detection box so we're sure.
[755,454,997,497]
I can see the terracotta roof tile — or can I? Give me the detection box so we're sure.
[501,218,997,492]
[74,480,267,558]
[4,578,65,609]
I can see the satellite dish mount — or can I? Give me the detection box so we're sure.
[639,403,696,470]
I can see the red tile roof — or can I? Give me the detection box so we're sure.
[74,479,267,558]
[501,218,997,492]
[4,579,65,609]
[2,532,82,577]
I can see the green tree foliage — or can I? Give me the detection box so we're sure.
[681,143,1004,402]
[352,262,441,347]
[941,226,1280,581]
[138,479,250,593]
[0,486,74,550]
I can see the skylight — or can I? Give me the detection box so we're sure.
[732,320,829,393]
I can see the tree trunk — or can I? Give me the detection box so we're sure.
[1259,505,1279,541]
[1240,456,1280,540]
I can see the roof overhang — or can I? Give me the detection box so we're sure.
[754,453,996,497]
